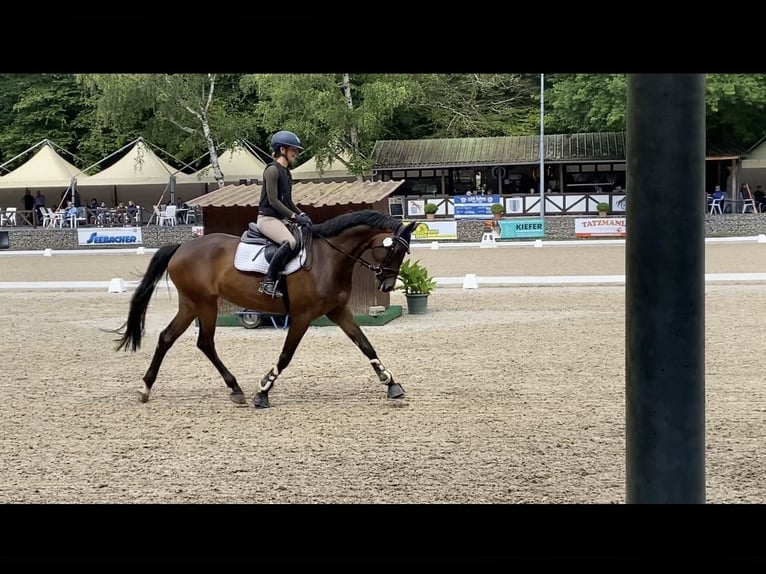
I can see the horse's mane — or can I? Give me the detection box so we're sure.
[314,209,402,238]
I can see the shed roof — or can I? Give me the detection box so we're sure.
[185,179,405,208]
[372,132,749,169]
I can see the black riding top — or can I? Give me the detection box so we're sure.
[258,162,299,219]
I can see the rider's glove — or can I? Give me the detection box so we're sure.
[296,212,313,228]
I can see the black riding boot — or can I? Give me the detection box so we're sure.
[259,241,293,298]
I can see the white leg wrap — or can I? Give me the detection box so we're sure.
[370,359,392,384]
[258,366,279,392]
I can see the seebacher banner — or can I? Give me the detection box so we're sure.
[77,228,143,246]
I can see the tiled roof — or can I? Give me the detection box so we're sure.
[186,179,405,208]
[372,132,749,169]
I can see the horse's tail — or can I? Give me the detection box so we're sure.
[114,243,182,352]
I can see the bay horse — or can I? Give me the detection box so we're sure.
[114,210,419,408]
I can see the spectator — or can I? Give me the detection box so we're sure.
[754,185,766,213]
[64,201,78,227]
[21,190,35,223]
[126,201,139,225]
[34,191,46,225]
[712,185,726,213]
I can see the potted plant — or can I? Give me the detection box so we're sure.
[423,202,438,220]
[490,202,505,220]
[396,258,437,315]
[596,202,610,217]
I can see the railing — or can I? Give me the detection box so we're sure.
[397,193,628,217]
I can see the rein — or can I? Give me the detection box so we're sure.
[313,227,409,277]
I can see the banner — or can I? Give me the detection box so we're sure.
[77,228,143,246]
[403,219,458,240]
[498,218,545,239]
[574,217,626,237]
[453,194,502,219]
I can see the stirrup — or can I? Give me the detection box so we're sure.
[259,280,283,298]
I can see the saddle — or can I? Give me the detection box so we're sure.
[234,221,313,273]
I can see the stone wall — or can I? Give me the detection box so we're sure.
[2,214,766,251]
[0,227,197,250]
[457,214,766,242]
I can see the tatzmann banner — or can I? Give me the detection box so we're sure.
[574,217,626,237]
[77,228,143,246]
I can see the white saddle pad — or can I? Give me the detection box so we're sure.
[233,242,306,274]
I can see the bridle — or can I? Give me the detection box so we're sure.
[314,224,411,281]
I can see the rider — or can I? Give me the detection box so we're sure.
[257,130,313,298]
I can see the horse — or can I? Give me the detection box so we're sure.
[113,209,419,409]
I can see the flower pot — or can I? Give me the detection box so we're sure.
[405,293,429,315]
[493,213,502,220]
[426,214,435,220]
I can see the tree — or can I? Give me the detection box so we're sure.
[240,73,420,176]
[545,73,766,149]
[408,74,541,137]
[545,74,628,133]
[76,74,258,187]
[0,74,90,167]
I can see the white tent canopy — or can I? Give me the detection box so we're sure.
[77,139,182,186]
[0,140,89,189]
[290,152,358,181]
[74,138,208,208]
[191,144,268,184]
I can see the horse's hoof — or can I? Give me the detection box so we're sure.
[387,383,405,399]
[252,392,271,409]
[137,391,149,403]
[229,391,246,405]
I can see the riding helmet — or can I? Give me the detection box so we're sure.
[270,130,304,152]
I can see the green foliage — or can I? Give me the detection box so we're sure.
[597,202,610,212]
[424,202,438,214]
[546,74,628,133]
[490,203,505,214]
[4,73,766,176]
[0,74,90,165]
[396,258,437,295]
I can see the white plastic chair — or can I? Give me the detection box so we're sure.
[0,207,17,226]
[740,186,757,214]
[39,207,51,228]
[158,205,177,226]
[46,207,63,228]
[709,197,722,214]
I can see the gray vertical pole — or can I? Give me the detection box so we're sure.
[626,74,706,504]
[539,73,545,216]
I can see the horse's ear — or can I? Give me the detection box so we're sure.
[403,219,420,235]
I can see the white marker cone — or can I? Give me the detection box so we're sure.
[108,278,126,293]
[479,232,497,248]
[43,248,52,257]
[462,273,479,289]
[534,239,543,248]
[431,241,439,250]
[136,246,145,255]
